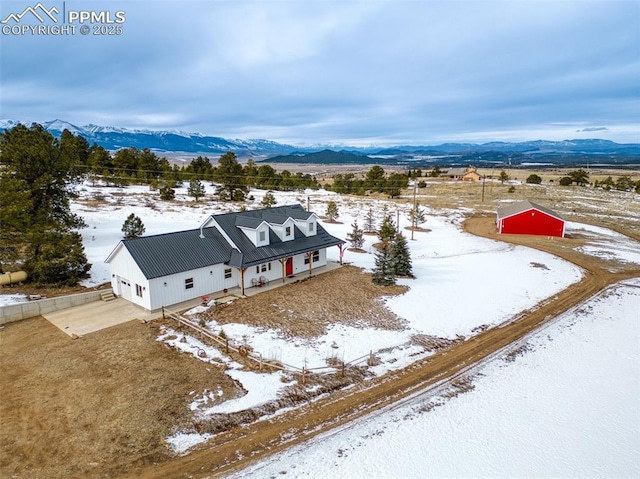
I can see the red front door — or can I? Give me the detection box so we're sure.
[285,257,293,275]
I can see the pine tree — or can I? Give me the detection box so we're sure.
[326,201,340,222]
[408,204,427,230]
[371,243,395,286]
[214,152,247,201]
[25,231,91,285]
[0,123,90,285]
[346,220,365,249]
[159,184,175,200]
[122,213,145,239]
[261,191,277,207]
[364,208,376,233]
[188,178,206,201]
[377,213,396,246]
[390,232,414,278]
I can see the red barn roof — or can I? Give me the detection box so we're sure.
[496,200,565,237]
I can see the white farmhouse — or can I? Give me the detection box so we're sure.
[105,204,345,311]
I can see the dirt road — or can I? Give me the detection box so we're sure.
[128,216,640,479]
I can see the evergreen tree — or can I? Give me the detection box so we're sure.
[499,170,509,184]
[346,220,365,249]
[26,231,91,285]
[0,123,90,285]
[408,204,427,230]
[390,232,414,278]
[326,201,340,222]
[122,213,146,239]
[188,178,206,201]
[526,174,542,184]
[87,144,113,177]
[261,191,277,207]
[569,169,590,186]
[429,166,442,177]
[377,213,396,246]
[136,148,160,183]
[159,184,175,200]
[364,208,376,233]
[365,165,386,192]
[387,173,408,198]
[371,243,395,286]
[214,152,247,201]
[186,156,214,179]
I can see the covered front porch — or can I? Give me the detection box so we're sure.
[160,260,343,313]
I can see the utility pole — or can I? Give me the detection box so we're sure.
[481,173,486,202]
[411,179,418,240]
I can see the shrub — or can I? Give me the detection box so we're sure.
[526,174,542,184]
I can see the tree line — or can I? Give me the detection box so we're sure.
[329,165,409,197]
[0,123,319,285]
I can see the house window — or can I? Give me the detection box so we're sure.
[185,278,194,289]
[135,284,143,297]
[224,268,232,279]
[309,222,314,232]
[306,252,320,264]
[259,230,266,242]
[256,263,271,273]
[285,226,291,236]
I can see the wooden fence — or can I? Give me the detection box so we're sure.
[161,306,375,382]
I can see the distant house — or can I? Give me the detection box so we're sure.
[444,166,482,181]
[105,205,345,311]
[496,200,565,238]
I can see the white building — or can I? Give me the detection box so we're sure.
[105,205,345,311]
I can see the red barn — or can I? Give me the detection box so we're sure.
[496,200,565,237]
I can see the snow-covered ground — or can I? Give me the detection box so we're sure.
[231,278,640,478]
[4,182,639,459]
[0,293,28,307]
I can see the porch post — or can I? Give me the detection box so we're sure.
[240,268,246,295]
[306,251,314,275]
[279,258,287,283]
[338,244,344,265]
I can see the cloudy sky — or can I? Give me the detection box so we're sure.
[1,0,638,145]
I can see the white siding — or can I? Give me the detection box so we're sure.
[241,249,328,291]
[269,218,296,242]
[238,223,271,247]
[294,218,317,237]
[147,263,238,311]
[107,246,151,310]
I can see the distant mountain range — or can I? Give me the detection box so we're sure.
[1,119,639,166]
[0,119,298,155]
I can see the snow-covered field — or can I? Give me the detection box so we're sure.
[3,182,639,464]
[231,278,640,478]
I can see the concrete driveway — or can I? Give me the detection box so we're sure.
[43,298,157,337]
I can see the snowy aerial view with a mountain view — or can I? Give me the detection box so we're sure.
[2,0,639,478]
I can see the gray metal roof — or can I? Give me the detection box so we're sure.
[497,200,563,221]
[120,227,233,279]
[211,204,344,268]
[235,216,264,229]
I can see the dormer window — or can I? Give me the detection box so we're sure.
[309,222,314,232]
[285,226,292,236]
[259,231,266,242]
